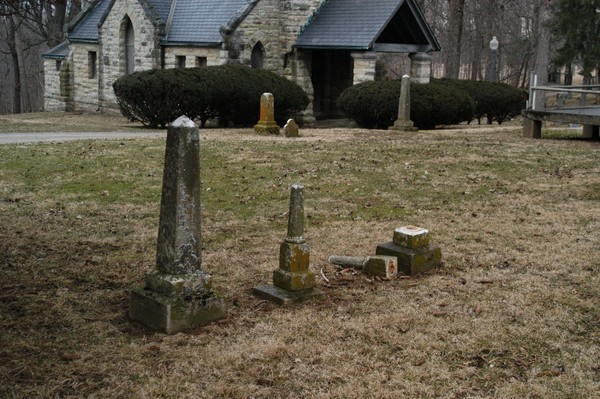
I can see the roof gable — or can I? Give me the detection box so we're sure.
[68,0,173,43]
[295,0,440,52]
[163,0,250,45]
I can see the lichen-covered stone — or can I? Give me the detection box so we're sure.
[254,92,280,135]
[363,256,397,278]
[129,116,225,333]
[129,288,226,334]
[376,241,441,276]
[393,225,430,249]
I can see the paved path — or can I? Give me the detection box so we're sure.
[0,131,164,145]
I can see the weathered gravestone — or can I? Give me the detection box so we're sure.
[254,92,281,135]
[253,184,321,304]
[283,119,300,138]
[389,75,417,132]
[376,225,441,276]
[129,116,226,333]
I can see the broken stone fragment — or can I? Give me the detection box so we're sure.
[327,255,397,278]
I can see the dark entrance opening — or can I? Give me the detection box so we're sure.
[311,50,353,119]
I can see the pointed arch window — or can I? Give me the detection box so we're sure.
[251,42,264,69]
[125,19,135,75]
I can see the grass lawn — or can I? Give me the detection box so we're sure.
[0,115,599,398]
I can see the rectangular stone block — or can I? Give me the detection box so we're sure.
[279,241,310,272]
[375,241,441,276]
[273,268,315,291]
[129,288,226,334]
[393,226,430,248]
[363,256,397,278]
[252,284,321,305]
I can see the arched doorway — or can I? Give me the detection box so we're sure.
[251,42,264,69]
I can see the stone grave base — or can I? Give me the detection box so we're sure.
[375,241,441,276]
[254,121,280,135]
[129,288,226,334]
[253,284,321,305]
[389,120,418,132]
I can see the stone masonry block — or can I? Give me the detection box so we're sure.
[273,269,315,291]
[279,241,310,273]
[393,226,430,248]
[363,256,397,278]
[145,270,212,298]
[129,288,226,334]
[376,241,441,276]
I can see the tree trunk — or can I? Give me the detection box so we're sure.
[532,0,552,109]
[7,16,22,114]
[445,0,465,79]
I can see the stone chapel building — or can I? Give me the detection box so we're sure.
[42,0,440,124]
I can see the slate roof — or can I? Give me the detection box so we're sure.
[42,41,70,59]
[163,0,250,45]
[69,0,113,43]
[295,0,439,50]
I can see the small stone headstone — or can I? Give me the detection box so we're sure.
[129,116,225,333]
[283,119,300,137]
[254,92,280,135]
[253,184,321,304]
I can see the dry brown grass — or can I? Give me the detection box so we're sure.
[0,116,599,398]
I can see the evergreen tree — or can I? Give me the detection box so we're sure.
[554,0,600,78]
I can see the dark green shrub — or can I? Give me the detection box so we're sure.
[433,79,527,124]
[113,66,309,128]
[336,80,475,129]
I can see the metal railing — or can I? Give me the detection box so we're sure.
[527,74,600,110]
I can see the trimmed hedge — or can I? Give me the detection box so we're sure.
[113,66,309,128]
[336,80,475,129]
[432,79,527,124]
[336,78,526,129]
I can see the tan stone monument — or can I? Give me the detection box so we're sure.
[254,92,280,135]
[283,119,300,137]
[129,116,226,333]
[253,184,320,304]
[389,75,417,132]
[375,226,441,275]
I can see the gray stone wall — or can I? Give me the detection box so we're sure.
[43,58,67,112]
[163,47,221,69]
[351,52,378,85]
[98,0,162,111]
[71,43,100,112]
[220,0,324,124]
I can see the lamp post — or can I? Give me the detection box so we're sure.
[489,36,499,82]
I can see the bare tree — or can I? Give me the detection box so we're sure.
[0,0,85,114]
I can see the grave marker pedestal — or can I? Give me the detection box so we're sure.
[254,93,281,135]
[253,184,320,304]
[376,226,441,276]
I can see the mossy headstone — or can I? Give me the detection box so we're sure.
[253,184,321,304]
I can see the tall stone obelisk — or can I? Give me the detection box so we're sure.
[129,116,226,333]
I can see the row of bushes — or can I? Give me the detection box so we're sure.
[337,79,527,129]
[113,66,309,128]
